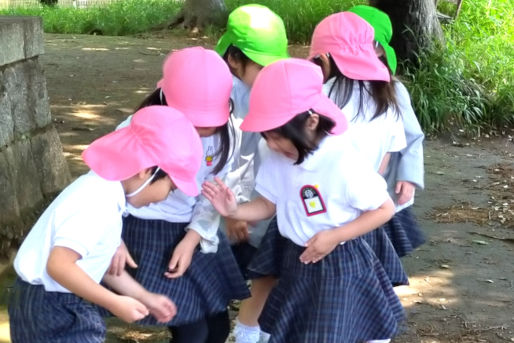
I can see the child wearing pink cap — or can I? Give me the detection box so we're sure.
[8,105,202,343]
[110,47,249,343]
[202,59,404,343]
[349,4,426,258]
[308,11,409,288]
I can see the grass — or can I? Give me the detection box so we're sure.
[0,0,182,35]
[403,0,514,134]
[1,0,512,134]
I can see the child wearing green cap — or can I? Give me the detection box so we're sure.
[215,4,289,343]
[348,5,426,258]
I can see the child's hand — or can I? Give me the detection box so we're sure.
[300,230,339,264]
[107,241,138,276]
[395,181,415,205]
[140,292,177,323]
[164,231,200,278]
[225,217,249,242]
[202,177,238,217]
[110,295,149,323]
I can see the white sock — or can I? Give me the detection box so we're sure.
[259,330,271,343]
[234,318,261,343]
[367,340,391,343]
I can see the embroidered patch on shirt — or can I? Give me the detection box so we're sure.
[300,185,326,216]
[205,146,214,166]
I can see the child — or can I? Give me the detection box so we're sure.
[8,105,202,343]
[202,58,404,343]
[215,5,289,343]
[348,4,426,256]
[111,47,250,343]
[308,11,409,286]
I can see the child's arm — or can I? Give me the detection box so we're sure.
[103,270,176,323]
[202,177,276,222]
[299,197,395,264]
[46,246,149,323]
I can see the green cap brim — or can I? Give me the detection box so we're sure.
[215,32,232,57]
[381,41,397,74]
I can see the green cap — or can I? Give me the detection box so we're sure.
[215,4,289,67]
[348,5,397,74]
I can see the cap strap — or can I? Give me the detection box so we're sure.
[126,167,161,198]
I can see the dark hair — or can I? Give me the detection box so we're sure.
[262,110,335,165]
[135,88,234,175]
[149,165,169,184]
[223,45,253,72]
[315,55,399,121]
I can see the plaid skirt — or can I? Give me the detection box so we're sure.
[9,278,105,343]
[122,215,250,326]
[362,227,409,286]
[259,238,405,343]
[382,206,425,257]
[246,217,286,279]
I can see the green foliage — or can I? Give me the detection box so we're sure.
[0,0,181,35]
[404,0,513,134]
[1,0,512,133]
[225,0,365,43]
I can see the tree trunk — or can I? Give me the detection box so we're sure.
[370,0,444,66]
[156,0,228,32]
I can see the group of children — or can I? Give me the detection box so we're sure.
[8,3,424,343]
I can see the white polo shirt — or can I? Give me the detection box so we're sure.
[255,134,390,247]
[13,171,125,293]
[324,78,406,172]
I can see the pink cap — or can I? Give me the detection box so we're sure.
[308,12,390,82]
[157,47,232,128]
[82,105,203,196]
[241,58,347,134]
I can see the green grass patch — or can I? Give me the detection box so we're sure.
[0,0,181,35]
[404,0,513,134]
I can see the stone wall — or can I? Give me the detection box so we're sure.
[0,16,70,256]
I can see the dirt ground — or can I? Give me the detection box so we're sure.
[2,32,514,342]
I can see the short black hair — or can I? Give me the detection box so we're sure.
[223,45,253,71]
[263,110,335,164]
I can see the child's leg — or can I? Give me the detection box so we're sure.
[206,310,231,343]
[168,319,209,343]
[234,276,276,343]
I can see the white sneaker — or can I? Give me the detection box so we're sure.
[233,319,260,343]
[258,330,271,343]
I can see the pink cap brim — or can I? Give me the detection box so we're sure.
[83,106,202,197]
[241,92,347,134]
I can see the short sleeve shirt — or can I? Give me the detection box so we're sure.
[13,172,126,292]
[255,135,390,246]
[324,79,407,172]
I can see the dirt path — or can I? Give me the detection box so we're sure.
[5,32,514,342]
